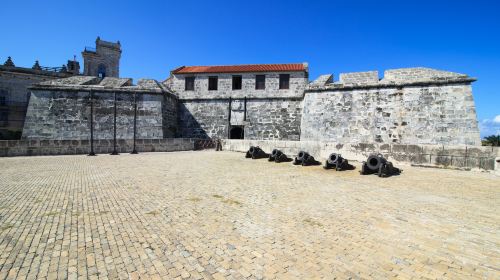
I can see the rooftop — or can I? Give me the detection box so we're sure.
[171,63,308,74]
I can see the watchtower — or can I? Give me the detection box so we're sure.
[82,37,121,78]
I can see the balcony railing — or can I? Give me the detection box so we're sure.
[84,46,96,52]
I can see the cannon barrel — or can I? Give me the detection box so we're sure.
[366,154,387,171]
[360,153,401,177]
[296,151,309,161]
[246,146,268,159]
[327,153,343,165]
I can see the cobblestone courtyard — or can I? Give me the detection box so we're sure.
[0,151,498,279]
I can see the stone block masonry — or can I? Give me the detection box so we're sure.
[22,76,178,140]
[303,68,480,145]
[0,138,196,157]
[178,98,302,140]
[170,66,308,140]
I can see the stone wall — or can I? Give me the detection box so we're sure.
[22,89,177,140]
[177,98,302,140]
[171,70,307,139]
[301,83,480,145]
[0,138,195,157]
[0,67,71,138]
[178,100,229,139]
[245,99,302,140]
[339,71,379,84]
[223,139,500,172]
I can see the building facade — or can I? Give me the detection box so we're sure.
[12,41,480,146]
[23,76,177,140]
[167,64,309,140]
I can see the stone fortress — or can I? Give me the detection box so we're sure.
[0,37,482,147]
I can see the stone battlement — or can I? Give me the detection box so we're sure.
[309,67,475,90]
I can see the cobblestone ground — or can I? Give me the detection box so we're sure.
[0,151,499,280]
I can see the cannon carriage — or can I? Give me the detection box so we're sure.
[360,154,401,177]
[245,146,268,159]
[323,153,355,171]
[268,149,291,163]
[293,151,320,166]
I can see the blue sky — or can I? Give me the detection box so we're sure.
[2,0,499,137]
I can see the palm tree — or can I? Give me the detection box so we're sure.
[482,135,500,146]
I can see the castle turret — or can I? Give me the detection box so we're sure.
[82,37,121,78]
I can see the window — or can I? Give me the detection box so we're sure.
[255,75,265,90]
[232,75,242,90]
[279,74,290,89]
[185,77,195,91]
[208,76,218,91]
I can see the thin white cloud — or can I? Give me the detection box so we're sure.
[480,117,500,138]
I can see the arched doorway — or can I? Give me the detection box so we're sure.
[229,126,244,139]
[97,64,107,78]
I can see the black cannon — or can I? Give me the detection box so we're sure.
[293,151,320,166]
[323,153,355,171]
[360,154,402,177]
[245,146,268,159]
[268,149,291,163]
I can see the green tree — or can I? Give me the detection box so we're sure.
[482,135,500,146]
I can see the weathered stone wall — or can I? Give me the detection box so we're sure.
[339,71,379,84]
[177,98,302,140]
[0,138,195,157]
[301,83,481,145]
[22,90,177,140]
[223,139,500,172]
[178,100,229,139]
[244,99,302,140]
[0,67,71,138]
[171,70,307,139]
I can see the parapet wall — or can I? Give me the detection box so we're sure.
[0,138,195,157]
[223,139,500,172]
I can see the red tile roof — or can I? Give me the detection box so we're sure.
[171,63,307,74]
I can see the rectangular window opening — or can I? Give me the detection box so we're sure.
[255,75,265,90]
[279,74,290,89]
[208,76,218,91]
[185,77,195,91]
[232,75,242,90]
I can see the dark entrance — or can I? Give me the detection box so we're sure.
[229,126,244,139]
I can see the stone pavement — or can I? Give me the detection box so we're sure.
[0,151,498,279]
